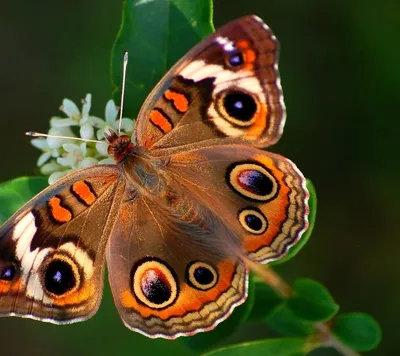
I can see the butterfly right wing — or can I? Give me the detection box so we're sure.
[0,165,124,324]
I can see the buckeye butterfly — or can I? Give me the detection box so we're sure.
[0,15,309,338]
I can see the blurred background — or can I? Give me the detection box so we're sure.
[0,0,398,355]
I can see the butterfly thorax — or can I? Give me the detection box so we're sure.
[105,130,168,197]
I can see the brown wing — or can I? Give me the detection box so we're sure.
[166,144,309,263]
[0,165,124,323]
[135,15,285,151]
[106,195,248,339]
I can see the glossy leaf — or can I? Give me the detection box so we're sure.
[265,303,314,337]
[332,312,382,352]
[111,0,214,118]
[271,179,317,266]
[0,177,48,224]
[247,278,284,322]
[204,338,311,356]
[287,278,339,322]
[183,274,255,351]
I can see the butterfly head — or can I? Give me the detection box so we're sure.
[105,129,135,163]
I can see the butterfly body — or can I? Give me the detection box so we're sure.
[0,15,309,338]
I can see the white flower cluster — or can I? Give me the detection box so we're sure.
[31,94,134,184]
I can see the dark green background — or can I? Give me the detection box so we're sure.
[0,0,398,355]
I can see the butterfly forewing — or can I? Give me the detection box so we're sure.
[0,165,123,323]
[135,15,285,151]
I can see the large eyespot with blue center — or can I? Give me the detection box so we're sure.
[40,253,81,297]
[238,208,268,235]
[216,89,258,127]
[131,258,178,310]
[227,162,279,201]
[186,262,218,291]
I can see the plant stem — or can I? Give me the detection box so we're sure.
[246,260,361,356]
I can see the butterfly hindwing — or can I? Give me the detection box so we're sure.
[165,144,309,263]
[106,195,248,339]
[0,165,123,323]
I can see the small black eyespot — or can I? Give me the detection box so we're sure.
[229,52,244,67]
[245,214,263,231]
[0,264,16,281]
[44,259,76,296]
[194,266,214,286]
[223,91,257,122]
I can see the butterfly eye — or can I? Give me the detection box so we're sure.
[238,208,268,235]
[131,258,178,309]
[40,254,81,297]
[227,162,279,201]
[186,262,218,291]
[216,89,258,127]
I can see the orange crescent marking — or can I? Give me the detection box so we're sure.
[52,283,94,306]
[149,110,173,134]
[246,102,268,138]
[120,260,237,319]
[72,181,96,205]
[48,197,72,223]
[0,279,21,294]
[164,89,189,113]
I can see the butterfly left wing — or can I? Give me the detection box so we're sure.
[135,15,285,151]
[106,196,248,339]
[0,165,124,323]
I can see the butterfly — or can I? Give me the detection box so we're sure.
[0,15,309,339]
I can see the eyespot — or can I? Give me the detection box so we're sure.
[131,258,178,310]
[227,162,279,201]
[238,208,268,235]
[228,52,244,67]
[216,89,258,127]
[186,262,218,291]
[40,253,80,297]
[0,263,17,281]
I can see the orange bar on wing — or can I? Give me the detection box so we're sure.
[164,89,189,113]
[72,181,96,205]
[149,110,173,133]
[48,197,72,223]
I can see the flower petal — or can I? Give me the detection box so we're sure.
[79,157,98,168]
[37,152,52,167]
[49,170,71,185]
[96,142,108,157]
[50,117,77,128]
[41,160,63,175]
[61,98,80,118]
[105,99,118,123]
[80,123,94,139]
[31,138,48,150]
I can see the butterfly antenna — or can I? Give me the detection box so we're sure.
[26,131,103,144]
[118,51,129,134]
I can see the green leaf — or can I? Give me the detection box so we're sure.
[271,179,317,266]
[0,177,48,224]
[287,278,339,322]
[332,312,382,352]
[183,274,255,351]
[247,277,284,322]
[203,338,310,356]
[111,0,214,118]
[266,303,314,337]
